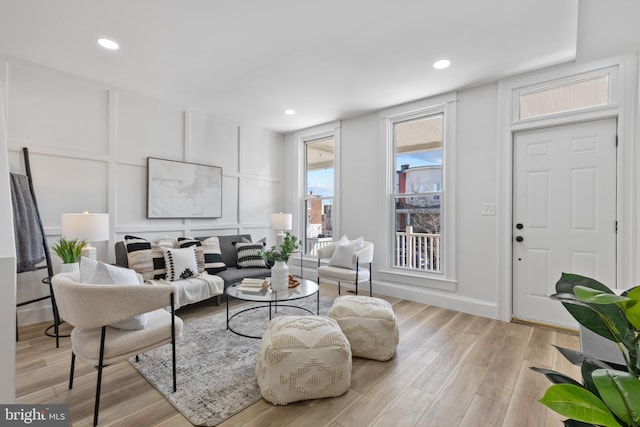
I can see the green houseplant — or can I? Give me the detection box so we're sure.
[259,232,300,263]
[51,237,86,264]
[532,273,640,427]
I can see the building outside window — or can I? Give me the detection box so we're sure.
[393,113,443,272]
[304,135,335,256]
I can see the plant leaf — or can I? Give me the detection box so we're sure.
[554,345,613,369]
[574,286,634,307]
[593,368,640,426]
[530,367,583,386]
[555,273,631,344]
[622,287,640,330]
[539,384,622,427]
[556,273,612,294]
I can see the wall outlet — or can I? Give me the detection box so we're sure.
[482,203,496,216]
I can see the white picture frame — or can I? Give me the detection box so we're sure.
[147,157,223,218]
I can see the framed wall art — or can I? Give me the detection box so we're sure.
[147,157,223,218]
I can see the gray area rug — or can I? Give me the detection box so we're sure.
[130,294,335,426]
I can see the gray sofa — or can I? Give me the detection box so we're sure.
[114,234,271,305]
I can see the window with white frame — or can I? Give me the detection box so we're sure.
[304,135,335,256]
[392,112,444,273]
[515,70,614,121]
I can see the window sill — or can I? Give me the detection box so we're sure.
[377,269,457,292]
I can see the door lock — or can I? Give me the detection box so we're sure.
[516,223,524,230]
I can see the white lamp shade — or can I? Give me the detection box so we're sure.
[61,212,109,242]
[270,212,292,231]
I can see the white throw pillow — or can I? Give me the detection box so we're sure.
[328,241,359,269]
[79,256,98,283]
[163,246,199,281]
[349,236,365,251]
[88,262,148,330]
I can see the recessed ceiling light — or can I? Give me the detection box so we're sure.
[433,59,451,70]
[284,109,296,116]
[97,38,119,50]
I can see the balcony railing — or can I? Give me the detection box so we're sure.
[306,237,334,256]
[395,226,441,272]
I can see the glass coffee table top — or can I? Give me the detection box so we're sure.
[226,278,318,302]
[225,278,320,339]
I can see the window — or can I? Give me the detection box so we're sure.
[393,113,443,273]
[304,136,335,256]
[518,74,611,120]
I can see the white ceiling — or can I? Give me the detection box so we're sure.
[0,0,582,133]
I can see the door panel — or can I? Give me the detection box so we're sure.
[513,118,617,328]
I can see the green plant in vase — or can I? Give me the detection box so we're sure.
[52,237,86,264]
[532,273,640,427]
[259,232,300,264]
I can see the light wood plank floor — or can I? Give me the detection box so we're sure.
[16,284,580,426]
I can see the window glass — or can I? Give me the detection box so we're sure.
[393,114,443,272]
[305,136,334,255]
[519,75,609,120]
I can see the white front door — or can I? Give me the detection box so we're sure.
[512,118,617,329]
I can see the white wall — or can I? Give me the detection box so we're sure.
[286,84,503,318]
[3,57,285,326]
[0,70,16,403]
[287,59,640,322]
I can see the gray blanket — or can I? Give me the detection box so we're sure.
[10,173,45,272]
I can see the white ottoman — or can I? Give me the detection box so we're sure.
[328,295,399,361]
[255,315,352,405]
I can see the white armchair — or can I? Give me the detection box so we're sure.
[316,240,374,296]
[52,272,183,426]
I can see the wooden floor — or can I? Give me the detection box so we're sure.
[16,284,580,427]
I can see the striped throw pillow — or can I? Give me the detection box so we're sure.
[235,242,267,269]
[123,235,166,281]
[177,237,227,274]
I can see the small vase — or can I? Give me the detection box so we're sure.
[271,260,289,292]
[60,262,80,273]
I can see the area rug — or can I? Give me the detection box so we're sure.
[130,294,335,426]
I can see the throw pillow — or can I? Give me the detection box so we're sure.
[176,238,206,273]
[163,246,199,281]
[328,241,360,269]
[153,236,176,248]
[235,242,268,268]
[200,236,227,274]
[123,235,166,280]
[79,256,98,283]
[87,261,148,330]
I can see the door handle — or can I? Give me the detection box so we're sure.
[515,236,524,242]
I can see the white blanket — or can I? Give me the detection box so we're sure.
[145,272,224,309]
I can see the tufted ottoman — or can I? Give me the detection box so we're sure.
[328,295,399,361]
[255,315,352,405]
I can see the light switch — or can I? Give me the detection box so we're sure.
[482,203,495,216]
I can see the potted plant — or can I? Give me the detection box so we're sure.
[52,237,86,272]
[532,273,640,427]
[259,232,300,264]
[259,233,300,291]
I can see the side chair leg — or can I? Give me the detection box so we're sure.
[94,326,107,427]
[171,293,177,393]
[69,352,76,389]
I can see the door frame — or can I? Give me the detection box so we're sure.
[496,54,638,323]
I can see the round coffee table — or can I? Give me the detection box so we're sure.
[226,278,320,339]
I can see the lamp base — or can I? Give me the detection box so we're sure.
[276,231,286,245]
[81,245,97,260]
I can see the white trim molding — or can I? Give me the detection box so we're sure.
[497,54,638,322]
[378,92,458,291]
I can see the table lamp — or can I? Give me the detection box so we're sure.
[270,212,292,245]
[61,211,109,260]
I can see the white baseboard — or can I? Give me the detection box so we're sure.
[299,263,500,321]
